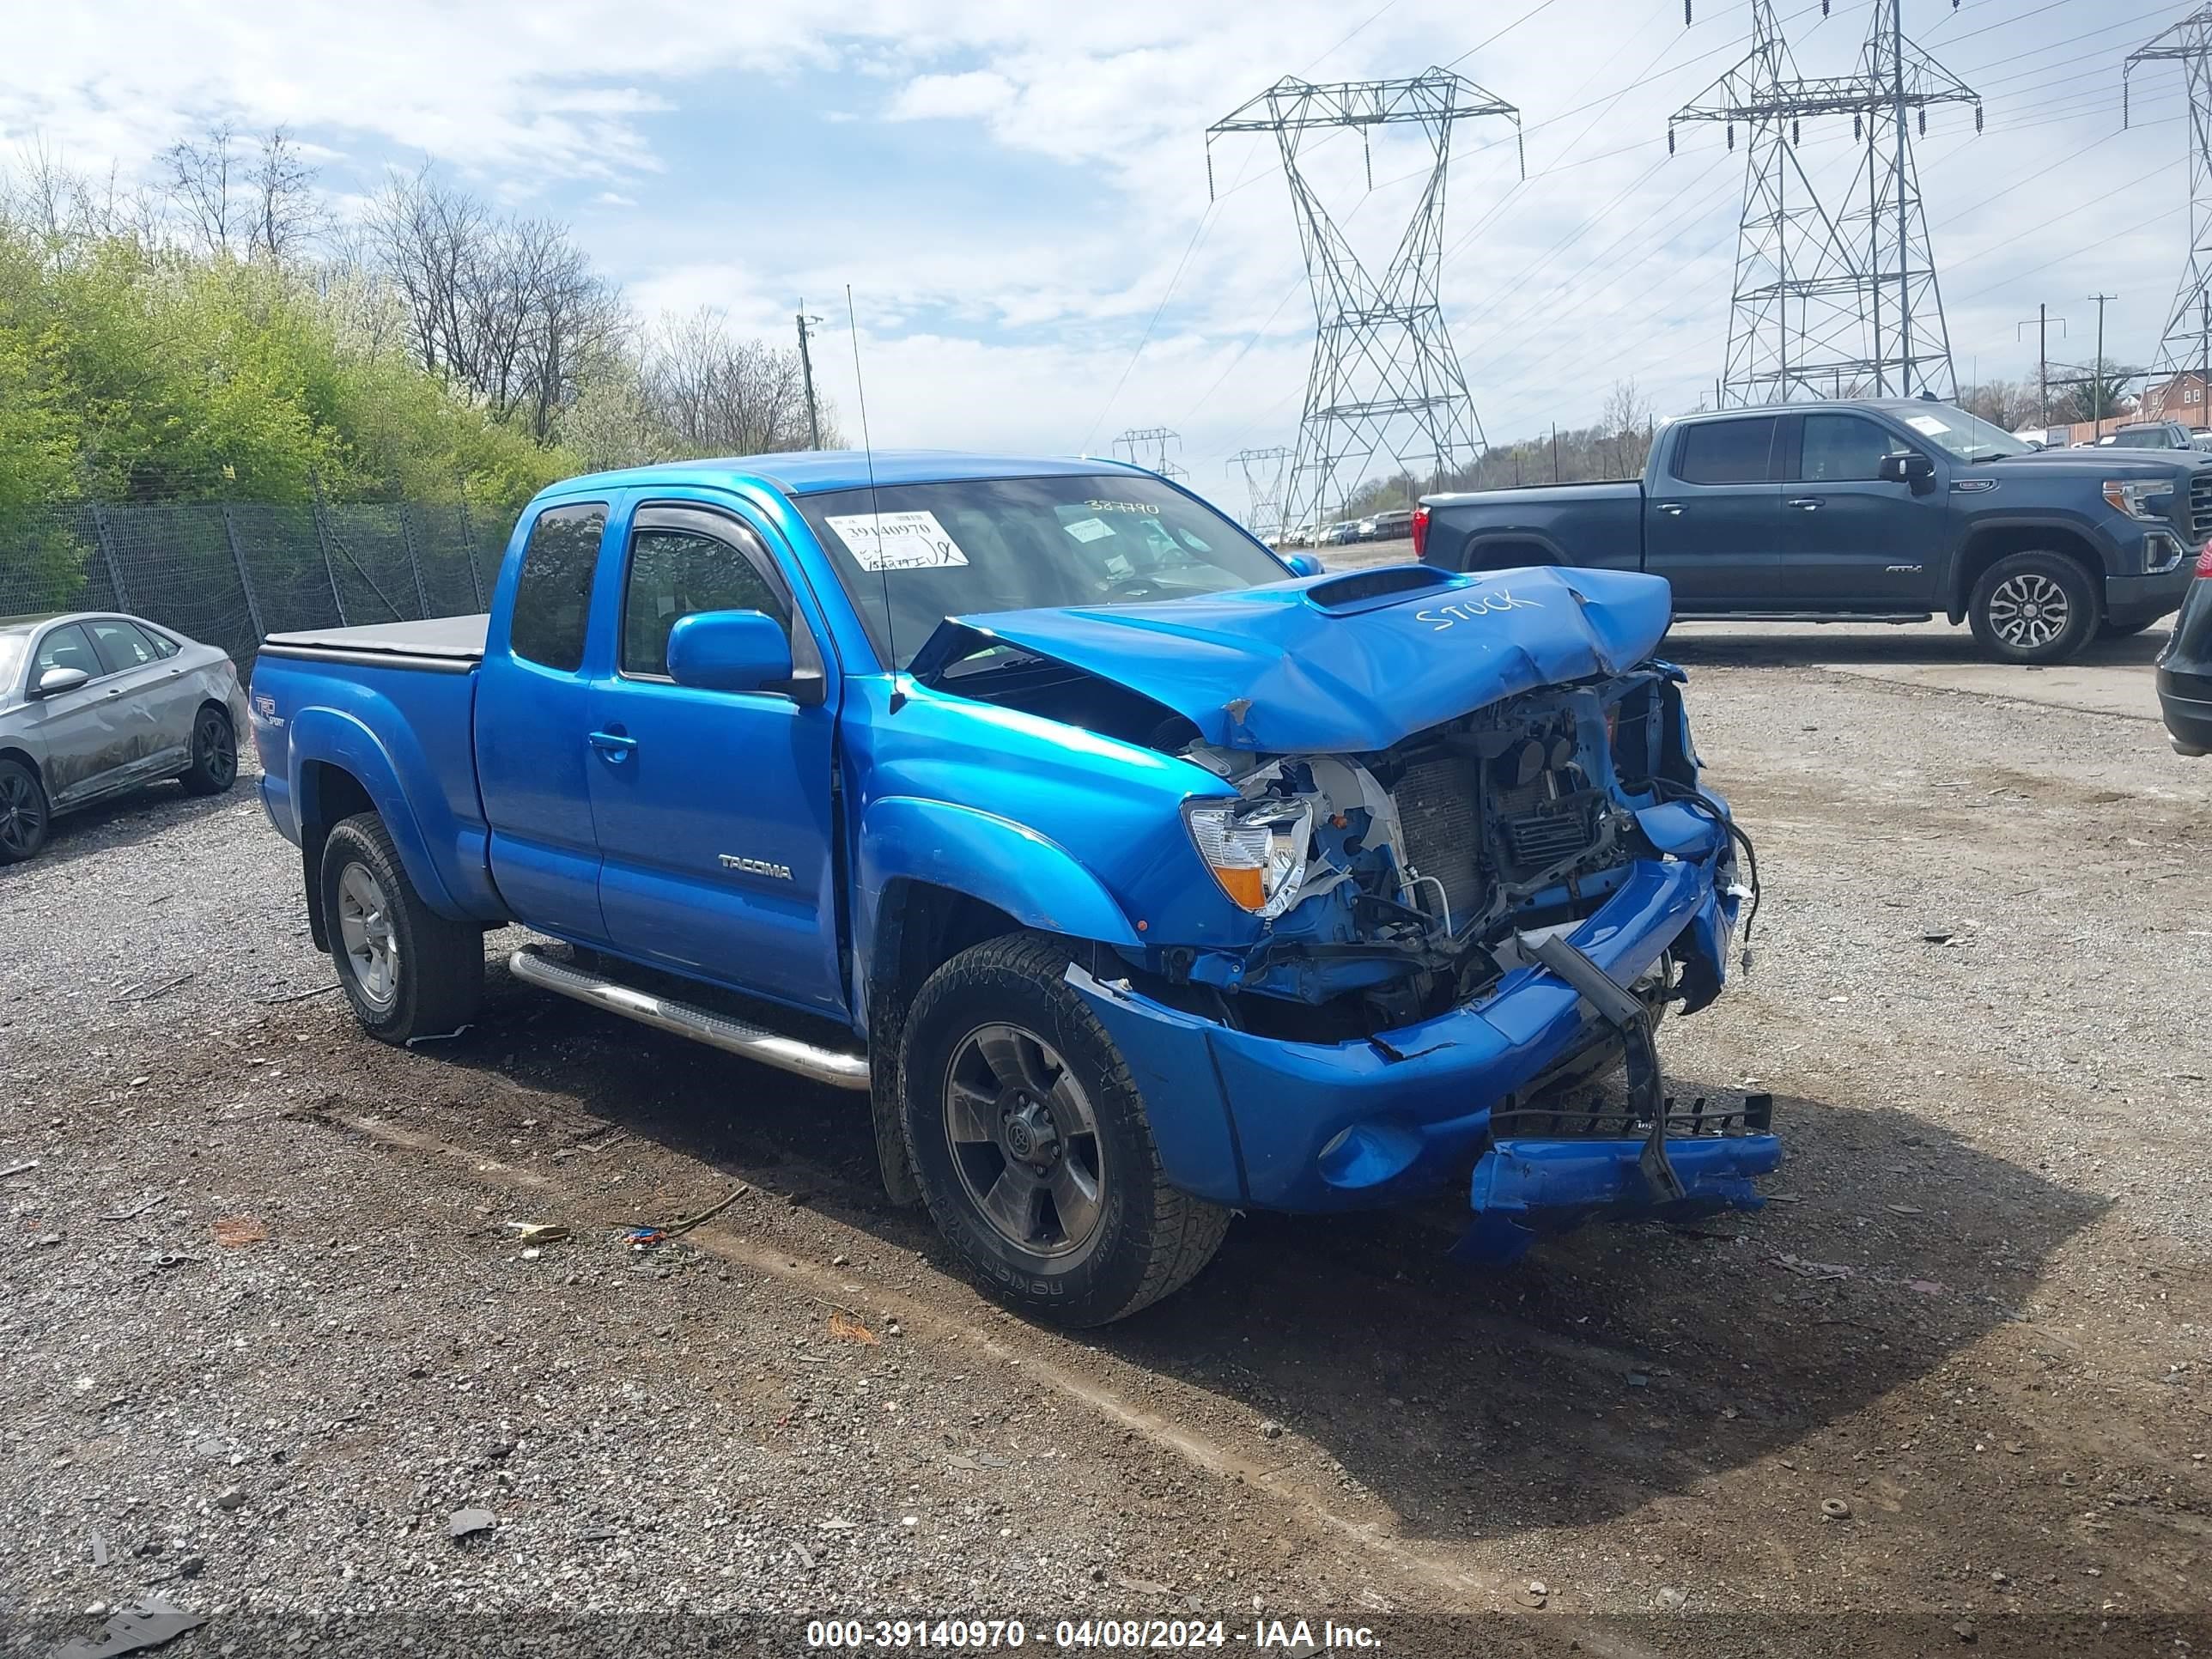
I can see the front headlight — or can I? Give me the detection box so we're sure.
[1184,797,1312,919]
[2104,478,2178,521]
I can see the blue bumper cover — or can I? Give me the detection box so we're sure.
[1066,828,1775,1255]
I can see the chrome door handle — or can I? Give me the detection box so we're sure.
[588,730,637,763]
[1655,501,1685,516]
[1788,497,1823,511]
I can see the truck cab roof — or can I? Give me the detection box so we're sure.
[547,450,1155,500]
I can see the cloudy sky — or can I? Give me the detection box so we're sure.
[0,0,2195,493]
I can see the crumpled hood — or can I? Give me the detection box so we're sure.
[911,563,1674,752]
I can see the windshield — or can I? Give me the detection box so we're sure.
[794,473,1291,669]
[1894,404,2031,461]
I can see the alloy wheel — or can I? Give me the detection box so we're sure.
[943,1023,1106,1258]
[1986,572,2072,651]
[0,772,43,857]
[335,861,401,1010]
[198,713,237,787]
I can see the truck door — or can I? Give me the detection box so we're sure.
[1644,414,1783,610]
[477,500,615,946]
[585,501,845,1017]
[1778,410,1948,611]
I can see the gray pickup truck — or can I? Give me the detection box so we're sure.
[1413,398,2201,664]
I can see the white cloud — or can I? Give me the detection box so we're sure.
[887,70,1018,123]
[0,0,2188,475]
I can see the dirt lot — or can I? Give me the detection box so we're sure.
[3,619,2208,1657]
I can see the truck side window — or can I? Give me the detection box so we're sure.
[509,502,608,672]
[1801,414,1902,482]
[1674,417,1778,485]
[621,526,788,680]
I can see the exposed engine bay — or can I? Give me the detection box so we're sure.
[927,641,1747,1042]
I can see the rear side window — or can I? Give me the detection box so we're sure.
[1674,418,1778,485]
[87,618,162,672]
[509,502,608,672]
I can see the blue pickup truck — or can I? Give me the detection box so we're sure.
[250,453,1772,1325]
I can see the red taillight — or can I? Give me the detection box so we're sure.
[1410,503,1431,560]
[2197,539,2212,578]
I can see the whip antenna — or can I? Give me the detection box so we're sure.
[846,285,898,696]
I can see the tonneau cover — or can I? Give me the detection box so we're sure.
[259,614,488,665]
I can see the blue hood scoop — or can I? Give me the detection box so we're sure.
[912,564,1674,753]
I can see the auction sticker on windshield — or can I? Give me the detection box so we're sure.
[825,510,971,571]
[1905,414,1950,436]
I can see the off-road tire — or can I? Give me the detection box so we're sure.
[1967,550,2097,665]
[319,811,483,1043]
[0,757,51,864]
[178,705,239,796]
[901,931,1231,1327]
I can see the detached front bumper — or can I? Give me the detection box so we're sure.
[1069,802,1776,1250]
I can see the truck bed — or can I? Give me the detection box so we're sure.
[258,614,488,673]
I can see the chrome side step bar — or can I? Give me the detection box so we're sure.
[506,945,872,1091]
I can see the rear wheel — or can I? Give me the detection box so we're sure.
[319,811,483,1043]
[901,931,1230,1327]
[1967,551,2097,665]
[0,759,50,864]
[179,707,238,795]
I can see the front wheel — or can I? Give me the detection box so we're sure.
[1967,551,2096,665]
[319,812,483,1043]
[901,932,1230,1327]
[0,758,51,864]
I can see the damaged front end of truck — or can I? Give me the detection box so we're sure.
[907,562,1778,1264]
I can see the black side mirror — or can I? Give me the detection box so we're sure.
[1878,451,1936,486]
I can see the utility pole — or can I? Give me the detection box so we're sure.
[795,303,824,449]
[2089,292,2117,429]
[2015,307,2066,426]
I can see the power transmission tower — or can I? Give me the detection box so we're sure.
[1674,1,1978,404]
[1671,0,1871,404]
[1227,446,1294,538]
[1112,427,1188,480]
[2127,7,2212,396]
[1834,0,1980,398]
[1207,71,1522,533]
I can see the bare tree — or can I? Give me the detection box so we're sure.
[641,307,824,455]
[363,163,623,440]
[1600,378,1655,478]
[162,124,239,257]
[245,129,323,264]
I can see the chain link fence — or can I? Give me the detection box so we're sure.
[0,497,510,675]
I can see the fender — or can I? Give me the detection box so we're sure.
[288,705,471,921]
[1945,511,2121,620]
[1458,529,1571,572]
[855,797,1142,968]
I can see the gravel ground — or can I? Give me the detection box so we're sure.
[3,639,2209,1658]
